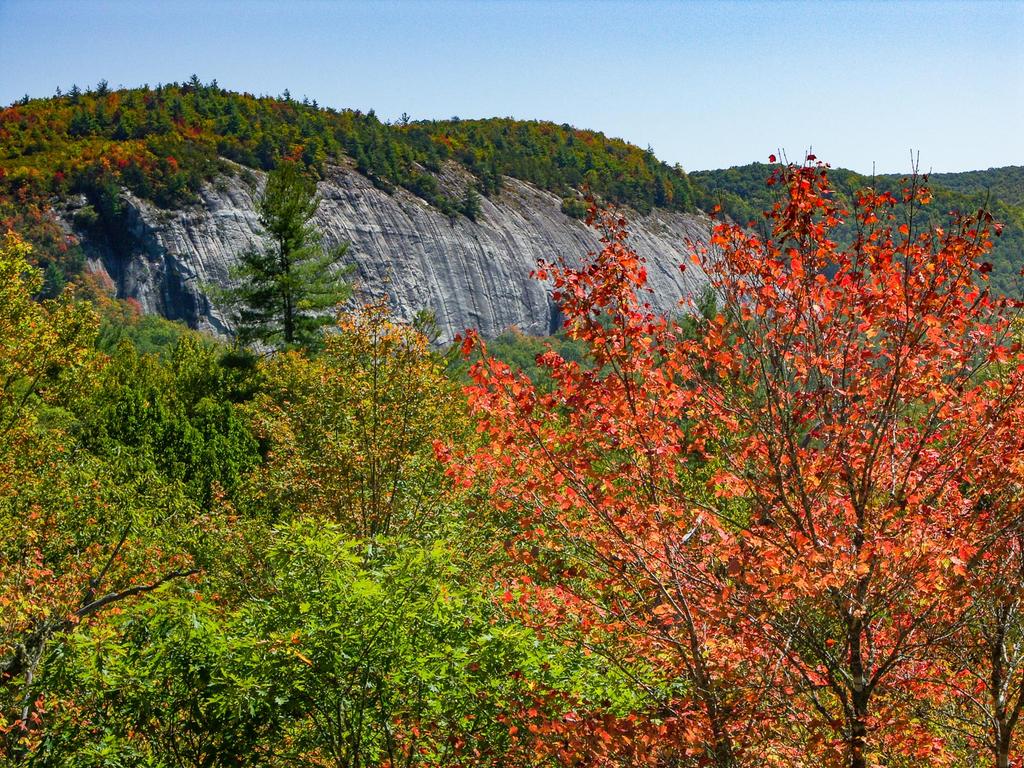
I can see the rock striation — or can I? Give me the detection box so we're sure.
[71,161,712,343]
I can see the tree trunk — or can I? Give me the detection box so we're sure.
[991,618,1012,768]
[712,731,735,768]
[706,703,736,768]
[848,616,870,768]
[995,741,1009,768]
[850,694,869,768]
[994,715,1011,768]
[280,237,294,345]
[283,289,294,345]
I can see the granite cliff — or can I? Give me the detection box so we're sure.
[66,160,712,343]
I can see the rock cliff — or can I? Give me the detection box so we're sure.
[70,161,712,343]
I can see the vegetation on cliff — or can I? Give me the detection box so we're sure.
[0,78,696,290]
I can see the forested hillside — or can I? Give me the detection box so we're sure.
[692,162,1024,294]
[0,78,695,295]
[929,166,1024,207]
[2,75,1024,767]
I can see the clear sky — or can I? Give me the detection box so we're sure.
[1,0,1021,174]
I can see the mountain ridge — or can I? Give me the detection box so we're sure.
[692,163,1024,295]
[2,81,1021,336]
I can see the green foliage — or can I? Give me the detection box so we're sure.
[33,516,646,767]
[692,162,1024,295]
[96,312,190,359]
[0,239,691,765]
[0,287,651,763]
[217,161,351,350]
[71,333,261,507]
[460,183,482,221]
[35,597,286,767]
[244,305,469,538]
[423,118,695,215]
[560,195,588,219]
[456,328,589,390]
[929,166,1024,207]
[240,521,523,766]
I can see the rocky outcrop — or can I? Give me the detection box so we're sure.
[73,161,712,343]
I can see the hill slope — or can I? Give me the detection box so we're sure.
[691,163,1024,295]
[1,80,1021,337]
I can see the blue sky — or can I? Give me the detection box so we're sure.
[1,0,1021,173]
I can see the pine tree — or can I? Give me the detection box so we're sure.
[460,184,482,221]
[40,263,66,299]
[223,162,351,351]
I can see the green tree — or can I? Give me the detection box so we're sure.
[460,183,482,221]
[223,162,351,350]
[72,333,261,508]
[244,304,469,538]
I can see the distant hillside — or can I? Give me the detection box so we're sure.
[0,79,695,292]
[1,78,1020,313]
[929,166,1024,208]
[692,163,1024,295]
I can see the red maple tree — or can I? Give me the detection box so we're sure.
[448,158,1024,767]
[696,160,1023,767]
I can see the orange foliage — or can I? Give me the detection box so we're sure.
[448,159,1024,768]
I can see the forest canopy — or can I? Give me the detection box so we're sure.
[2,158,1023,767]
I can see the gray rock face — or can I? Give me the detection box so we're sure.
[74,161,712,343]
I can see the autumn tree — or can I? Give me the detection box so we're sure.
[934,530,1024,767]
[0,234,209,755]
[446,210,760,766]
[222,161,351,351]
[245,302,469,539]
[1,231,99,742]
[931,411,1024,768]
[974,531,1024,768]
[450,160,1024,767]
[692,160,1024,768]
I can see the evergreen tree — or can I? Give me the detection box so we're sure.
[40,262,66,299]
[68,108,97,137]
[223,162,351,351]
[460,184,482,221]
